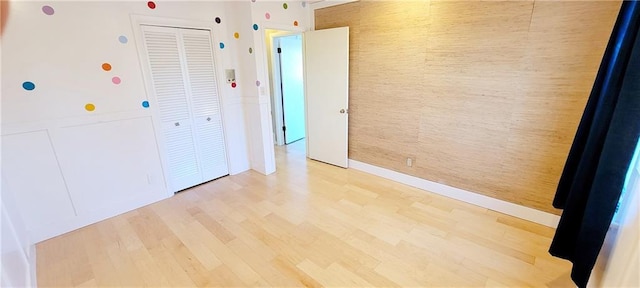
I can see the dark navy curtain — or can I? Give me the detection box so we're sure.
[549,2,640,288]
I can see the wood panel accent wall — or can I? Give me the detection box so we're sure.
[315,0,620,214]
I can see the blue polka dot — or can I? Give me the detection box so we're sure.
[142,100,150,108]
[22,81,35,91]
[118,35,128,44]
[219,42,225,49]
[253,24,259,31]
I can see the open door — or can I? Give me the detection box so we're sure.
[304,27,349,168]
[278,35,306,144]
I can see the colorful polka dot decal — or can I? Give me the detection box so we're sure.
[231,82,237,88]
[142,101,150,108]
[215,17,221,24]
[42,5,55,15]
[283,3,288,9]
[301,1,306,8]
[112,77,121,85]
[234,32,240,39]
[265,12,271,20]
[251,0,256,2]
[219,42,225,49]
[253,24,259,31]
[118,35,128,44]
[22,81,35,91]
[256,80,261,87]
[85,103,95,112]
[102,63,112,71]
[294,20,299,26]
[249,47,253,54]
[147,1,156,9]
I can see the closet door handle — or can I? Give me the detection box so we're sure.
[175,122,180,127]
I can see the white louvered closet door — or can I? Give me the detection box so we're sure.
[181,29,229,182]
[141,25,228,193]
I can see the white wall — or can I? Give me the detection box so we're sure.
[248,0,310,174]
[1,1,254,243]
[1,177,36,287]
[1,1,310,244]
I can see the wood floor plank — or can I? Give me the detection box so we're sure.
[148,236,198,287]
[226,238,305,287]
[36,140,572,287]
[128,247,172,287]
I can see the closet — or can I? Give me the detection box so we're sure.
[140,25,228,193]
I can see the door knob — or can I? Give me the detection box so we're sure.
[340,109,345,114]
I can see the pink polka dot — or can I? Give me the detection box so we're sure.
[256,80,261,86]
[265,13,271,20]
[42,5,55,15]
[112,76,121,85]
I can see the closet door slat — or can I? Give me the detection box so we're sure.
[141,25,202,192]
[180,29,229,181]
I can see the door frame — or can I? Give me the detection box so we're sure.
[257,22,305,157]
[268,31,304,146]
[130,15,232,197]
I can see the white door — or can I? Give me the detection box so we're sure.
[304,27,349,168]
[180,29,229,182]
[142,26,200,193]
[141,25,228,193]
[278,35,306,144]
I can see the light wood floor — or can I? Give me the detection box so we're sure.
[37,140,573,287]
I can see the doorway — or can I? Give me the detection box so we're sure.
[262,26,350,171]
[266,30,306,148]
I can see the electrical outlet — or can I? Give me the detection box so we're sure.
[406,158,413,167]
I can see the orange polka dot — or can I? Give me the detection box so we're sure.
[293,20,299,26]
[102,63,112,71]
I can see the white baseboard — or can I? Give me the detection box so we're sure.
[29,244,37,287]
[348,159,560,228]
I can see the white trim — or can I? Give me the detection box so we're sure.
[258,23,306,164]
[28,244,37,287]
[270,32,304,146]
[348,159,561,228]
[269,34,284,146]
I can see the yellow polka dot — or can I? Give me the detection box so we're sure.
[85,103,95,112]
[234,32,240,39]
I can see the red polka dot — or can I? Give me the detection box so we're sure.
[147,1,156,9]
[231,83,237,88]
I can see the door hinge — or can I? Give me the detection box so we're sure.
[282,126,286,132]
[277,48,282,53]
